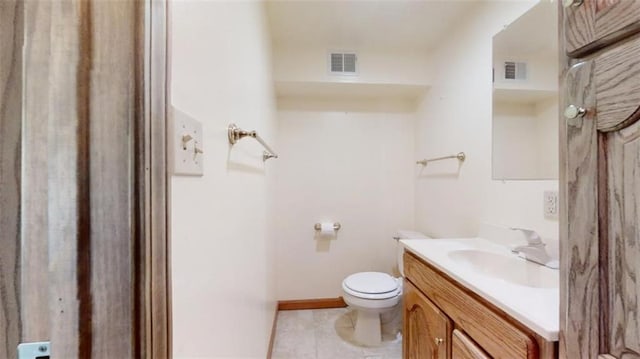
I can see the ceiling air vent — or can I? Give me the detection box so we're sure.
[329,52,357,75]
[504,61,527,80]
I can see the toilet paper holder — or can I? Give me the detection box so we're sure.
[314,222,341,231]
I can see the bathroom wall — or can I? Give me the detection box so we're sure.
[415,0,560,240]
[492,102,542,179]
[493,98,559,179]
[493,51,558,92]
[272,46,432,85]
[170,1,277,358]
[274,98,416,300]
[269,25,432,299]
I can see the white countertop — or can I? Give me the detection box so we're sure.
[401,237,559,341]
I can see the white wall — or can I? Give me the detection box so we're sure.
[493,51,558,92]
[493,97,558,180]
[273,46,432,85]
[415,0,559,241]
[535,98,559,180]
[170,1,277,358]
[271,29,427,300]
[274,98,415,299]
[493,102,540,179]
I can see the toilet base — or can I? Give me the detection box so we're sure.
[353,310,382,347]
[342,281,402,347]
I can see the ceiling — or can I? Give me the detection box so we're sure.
[493,1,557,58]
[265,1,479,52]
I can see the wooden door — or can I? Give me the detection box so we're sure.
[560,10,640,359]
[452,330,491,359]
[0,1,170,358]
[403,280,452,359]
[0,1,24,358]
[564,0,640,57]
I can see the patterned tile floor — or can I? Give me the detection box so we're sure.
[271,308,402,359]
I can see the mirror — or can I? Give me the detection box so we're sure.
[492,1,558,180]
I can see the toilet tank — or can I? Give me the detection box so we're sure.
[394,230,429,277]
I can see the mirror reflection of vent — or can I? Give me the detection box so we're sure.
[329,52,357,75]
[504,61,527,80]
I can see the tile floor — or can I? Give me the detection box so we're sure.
[271,308,402,359]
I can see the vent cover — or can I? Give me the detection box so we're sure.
[329,52,357,75]
[503,61,527,80]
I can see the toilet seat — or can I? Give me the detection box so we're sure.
[342,272,400,300]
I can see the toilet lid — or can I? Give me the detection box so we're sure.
[343,272,398,294]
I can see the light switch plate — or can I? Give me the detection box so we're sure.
[543,190,558,218]
[172,107,204,176]
[17,341,50,359]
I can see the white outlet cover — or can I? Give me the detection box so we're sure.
[543,190,558,218]
[172,107,204,176]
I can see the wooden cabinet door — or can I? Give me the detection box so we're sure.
[405,253,539,359]
[452,330,491,359]
[561,26,640,359]
[0,1,170,358]
[403,280,452,359]
[564,0,640,57]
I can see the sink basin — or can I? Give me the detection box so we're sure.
[447,249,559,289]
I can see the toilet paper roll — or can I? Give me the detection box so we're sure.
[319,222,335,237]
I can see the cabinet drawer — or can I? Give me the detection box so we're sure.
[564,0,640,57]
[404,252,537,359]
[452,329,491,359]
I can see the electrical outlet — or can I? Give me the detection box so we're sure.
[543,190,558,218]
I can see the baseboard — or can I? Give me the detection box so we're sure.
[277,297,347,311]
[266,307,278,359]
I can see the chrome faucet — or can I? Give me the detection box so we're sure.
[510,228,559,269]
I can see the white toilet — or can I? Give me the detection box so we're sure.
[341,230,429,346]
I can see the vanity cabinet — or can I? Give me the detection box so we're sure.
[560,1,640,358]
[563,0,640,57]
[403,280,451,359]
[452,330,490,359]
[403,252,557,359]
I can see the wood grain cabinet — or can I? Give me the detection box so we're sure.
[452,330,490,359]
[563,0,640,57]
[560,1,640,358]
[403,280,451,359]
[403,252,557,359]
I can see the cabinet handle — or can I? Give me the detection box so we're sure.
[434,337,444,346]
[564,104,587,119]
[563,0,583,8]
